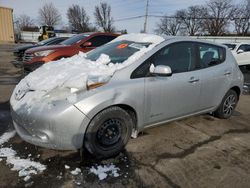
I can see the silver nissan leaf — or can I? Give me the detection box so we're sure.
[10,34,244,158]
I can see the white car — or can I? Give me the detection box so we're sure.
[224,43,250,67]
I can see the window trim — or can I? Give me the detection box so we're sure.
[131,41,226,79]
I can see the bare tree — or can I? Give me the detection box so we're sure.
[177,6,207,36]
[232,0,250,36]
[67,4,94,32]
[155,14,182,36]
[202,0,234,36]
[38,2,61,26]
[16,14,34,31]
[94,2,115,32]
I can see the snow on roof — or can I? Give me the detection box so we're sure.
[11,34,164,112]
[112,33,165,44]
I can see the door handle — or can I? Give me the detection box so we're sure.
[224,71,231,76]
[188,77,199,83]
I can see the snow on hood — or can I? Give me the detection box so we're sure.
[11,33,164,111]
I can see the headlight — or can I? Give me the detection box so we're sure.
[34,50,55,56]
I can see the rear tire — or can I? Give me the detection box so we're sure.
[214,90,238,119]
[84,106,133,159]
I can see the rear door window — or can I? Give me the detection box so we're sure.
[198,44,225,68]
[87,35,117,47]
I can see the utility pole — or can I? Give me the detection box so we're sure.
[143,0,149,33]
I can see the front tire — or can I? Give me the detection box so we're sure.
[214,90,238,119]
[84,106,133,158]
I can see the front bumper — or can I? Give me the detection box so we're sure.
[11,101,90,150]
[12,52,24,68]
[23,61,45,74]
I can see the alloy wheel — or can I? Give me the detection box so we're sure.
[223,94,236,116]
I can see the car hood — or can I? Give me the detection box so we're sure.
[10,52,118,112]
[25,45,71,53]
[14,44,38,52]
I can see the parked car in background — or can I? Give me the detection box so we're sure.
[223,43,250,68]
[12,37,68,67]
[23,32,119,73]
[11,34,243,158]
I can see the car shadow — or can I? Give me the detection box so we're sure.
[0,101,14,135]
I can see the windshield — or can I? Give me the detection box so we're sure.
[223,43,236,50]
[61,34,88,45]
[86,40,150,64]
[37,37,58,45]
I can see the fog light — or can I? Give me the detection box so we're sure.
[243,84,250,94]
[35,131,49,141]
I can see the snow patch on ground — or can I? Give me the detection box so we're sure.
[90,164,120,180]
[0,131,46,181]
[0,130,16,145]
[71,167,81,175]
[64,164,70,169]
[0,147,46,180]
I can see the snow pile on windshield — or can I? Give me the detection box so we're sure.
[90,164,120,180]
[11,34,164,111]
[0,130,46,181]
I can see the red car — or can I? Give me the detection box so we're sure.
[23,32,119,73]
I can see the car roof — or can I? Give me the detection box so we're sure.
[75,32,120,37]
[161,36,226,48]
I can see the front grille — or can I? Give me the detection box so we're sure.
[23,53,34,63]
[13,51,24,61]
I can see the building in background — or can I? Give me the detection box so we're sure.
[0,6,14,43]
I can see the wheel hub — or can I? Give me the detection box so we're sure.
[97,119,122,146]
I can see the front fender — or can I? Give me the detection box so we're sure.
[74,86,145,131]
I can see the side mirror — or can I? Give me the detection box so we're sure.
[82,41,92,47]
[150,64,172,76]
[237,49,244,54]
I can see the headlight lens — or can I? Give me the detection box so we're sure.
[34,50,55,56]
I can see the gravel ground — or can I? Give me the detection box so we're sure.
[0,43,250,188]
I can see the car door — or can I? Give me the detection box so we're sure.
[234,44,250,66]
[143,42,202,125]
[197,43,231,109]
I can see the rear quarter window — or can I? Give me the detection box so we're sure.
[198,43,226,68]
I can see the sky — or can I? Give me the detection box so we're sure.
[0,0,243,33]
